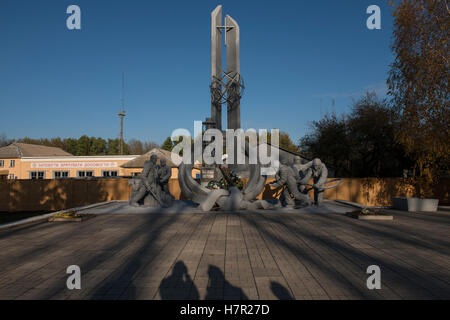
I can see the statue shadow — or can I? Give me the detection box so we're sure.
[159,261,199,300]
[270,281,294,300]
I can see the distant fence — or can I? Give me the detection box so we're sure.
[0,178,448,212]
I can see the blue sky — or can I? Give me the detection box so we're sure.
[0,0,394,145]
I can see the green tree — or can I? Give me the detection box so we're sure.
[300,113,351,177]
[76,135,91,156]
[347,92,410,177]
[260,131,300,154]
[161,137,174,151]
[387,0,450,193]
[90,137,107,155]
[9,135,133,156]
[122,141,130,155]
[279,132,300,154]
[107,139,120,155]
[64,138,78,155]
[299,92,410,177]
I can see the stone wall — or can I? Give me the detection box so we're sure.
[259,177,449,206]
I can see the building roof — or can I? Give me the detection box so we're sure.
[120,148,181,168]
[0,143,72,158]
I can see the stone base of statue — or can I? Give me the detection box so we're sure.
[161,192,174,208]
[280,190,313,208]
[141,193,160,207]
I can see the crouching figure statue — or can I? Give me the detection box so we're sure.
[129,155,174,208]
[269,160,313,207]
[295,158,342,206]
[299,158,328,205]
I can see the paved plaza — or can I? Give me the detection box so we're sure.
[0,201,449,300]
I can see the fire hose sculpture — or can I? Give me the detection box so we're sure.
[178,157,342,211]
[178,163,273,211]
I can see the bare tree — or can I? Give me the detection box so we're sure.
[128,139,160,155]
[143,141,159,153]
[128,139,144,155]
[0,133,11,147]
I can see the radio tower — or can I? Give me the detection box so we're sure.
[118,72,126,155]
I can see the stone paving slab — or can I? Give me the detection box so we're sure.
[0,201,449,300]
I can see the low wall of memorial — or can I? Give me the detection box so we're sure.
[0,178,448,212]
[256,177,449,207]
[317,178,448,206]
[0,178,181,213]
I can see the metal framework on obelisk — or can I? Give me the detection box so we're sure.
[208,5,245,132]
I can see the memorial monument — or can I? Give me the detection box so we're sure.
[129,5,341,211]
[207,4,244,131]
[200,5,246,186]
[129,155,174,207]
[177,5,343,211]
[178,5,271,211]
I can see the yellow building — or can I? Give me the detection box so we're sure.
[0,143,138,180]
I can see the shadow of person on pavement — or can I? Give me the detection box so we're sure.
[205,265,248,300]
[159,261,199,300]
[271,281,294,300]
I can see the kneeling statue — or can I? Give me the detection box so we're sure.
[129,155,173,207]
[270,160,313,207]
[298,158,328,205]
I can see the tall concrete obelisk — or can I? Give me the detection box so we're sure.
[211,5,223,131]
[210,5,243,131]
[225,14,240,130]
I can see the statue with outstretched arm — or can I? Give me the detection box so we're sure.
[129,155,163,206]
[270,160,313,207]
[292,156,313,194]
[301,158,328,205]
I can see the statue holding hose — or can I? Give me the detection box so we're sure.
[271,157,342,207]
[296,158,342,206]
